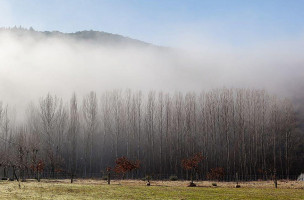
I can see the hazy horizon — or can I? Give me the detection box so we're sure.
[0,28,303,121]
[0,0,303,122]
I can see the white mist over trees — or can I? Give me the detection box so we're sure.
[0,88,301,180]
[0,27,303,122]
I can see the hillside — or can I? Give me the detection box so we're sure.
[0,27,151,47]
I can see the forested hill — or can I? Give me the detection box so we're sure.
[0,27,151,47]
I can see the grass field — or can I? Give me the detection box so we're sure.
[0,179,303,200]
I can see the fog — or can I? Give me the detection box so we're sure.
[0,29,303,121]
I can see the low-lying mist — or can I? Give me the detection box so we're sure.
[0,28,303,121]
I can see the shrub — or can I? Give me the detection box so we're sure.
[188,182,196,187]
[212,183,217,187]
[101,175,108,180]
[169,175,178,181]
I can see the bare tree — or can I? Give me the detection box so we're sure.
[68,93,79,183]
[38,94,64,177]
[83,91,98,177]
[0,88,300,180]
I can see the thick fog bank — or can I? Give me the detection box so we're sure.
[0,29,303,121]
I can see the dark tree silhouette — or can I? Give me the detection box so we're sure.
[106,167,111,185]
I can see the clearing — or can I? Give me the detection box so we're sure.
[0,179,303,199]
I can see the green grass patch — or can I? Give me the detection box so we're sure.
[0,180,303,200]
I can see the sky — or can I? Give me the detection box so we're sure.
[1,0,304,46]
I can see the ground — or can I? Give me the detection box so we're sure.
[0,179,303,199]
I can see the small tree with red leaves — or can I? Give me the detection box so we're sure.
[181,153,204,186]
[30,160,45,182]
[114,156,140,179]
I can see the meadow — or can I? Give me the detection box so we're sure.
[0,179,303,200]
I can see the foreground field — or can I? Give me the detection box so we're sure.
[0,179,303,200]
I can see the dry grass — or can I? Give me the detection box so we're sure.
[0,179,303,199]
[92,179,304,188]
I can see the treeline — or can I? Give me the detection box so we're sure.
[0,88,302,180]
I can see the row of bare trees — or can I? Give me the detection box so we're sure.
[0,88,302,180]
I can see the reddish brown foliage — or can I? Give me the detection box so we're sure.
[31,160,45,173]
[207,167,225,181]
[181,153,204,172]
[37,160,45,172]
[114,156,140,176]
